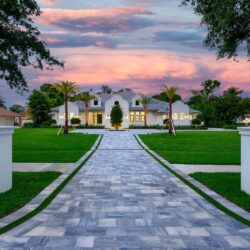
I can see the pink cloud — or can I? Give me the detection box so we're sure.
[37,7,154,33]
[26,47,250,97]
[40,0,56,5]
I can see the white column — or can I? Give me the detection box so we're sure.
[238,127,250,195]
[0,126,15,193]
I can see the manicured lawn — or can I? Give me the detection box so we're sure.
[139,132,240,164]
[190,173,250,212]
[13,128,98,162]
[0,172,61,219]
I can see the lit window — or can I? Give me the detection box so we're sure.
[59,114,64,119]
[180,113,185,120]
[163,114,167,120]
[189,115,193,120]
[94,100,98,106]
[172,113,178,120]
[141,115,145,122]
[135,100,140,106]
[130,116,134,122]
[135,115,140,122]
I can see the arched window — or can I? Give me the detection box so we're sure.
[114,101,119,106]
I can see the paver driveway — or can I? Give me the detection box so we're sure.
[1,131,250,249]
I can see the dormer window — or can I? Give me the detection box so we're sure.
[135,100,140,106]
[94,100,98,106]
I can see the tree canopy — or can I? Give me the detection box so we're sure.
[101,85,112,94]
[152,91,181,102]
[189,81,249,126]
[28,90,51,125]
[182,0,250,60]
[0,95,6,108]
[40,83,64,107]
[0,0,63,92]
[9,104,25,113]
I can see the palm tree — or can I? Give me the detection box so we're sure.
[53,81,79,134]
[224,87,243,96]
[162,85,178,134]
[0,95,5,108]
[77,92,96,128]
[140,95,151,127]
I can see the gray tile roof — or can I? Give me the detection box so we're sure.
[50,90,199,114]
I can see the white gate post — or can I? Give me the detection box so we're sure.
[0,126,15,193]
[238,127,250,195]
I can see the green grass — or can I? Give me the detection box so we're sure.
[13,128,98,163]
[0,172,61,219]
[139,132,240,164]
[190,173,250,212]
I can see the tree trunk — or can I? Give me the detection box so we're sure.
[64,96,68,134]
[85,103,89,128]
[144,106,147,127]
[169,101,173,134]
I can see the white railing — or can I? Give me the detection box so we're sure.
[238,127,250,195]
[0,127,15,193]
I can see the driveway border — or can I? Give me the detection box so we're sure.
[0,135,103,235]
[135,135,250,227]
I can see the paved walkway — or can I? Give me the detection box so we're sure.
[1,131,250,249]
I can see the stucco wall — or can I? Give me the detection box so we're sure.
[52,99,194,128]
[57,102,79,126]
[0,117,15,126]
[172,101,191,126]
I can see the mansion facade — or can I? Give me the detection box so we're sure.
[51,90,200,128]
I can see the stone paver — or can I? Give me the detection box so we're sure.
[13,163,74,173]
[0,131,250,249]
[174,164,240,174]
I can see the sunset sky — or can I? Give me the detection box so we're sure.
[1,0,250,106]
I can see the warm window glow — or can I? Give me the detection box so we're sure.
[130,111,144,122]
[89,112,103,124]
[172,113,178,120]
[189,115,193,120]
[180,113,185,120]
[59,114,64,119]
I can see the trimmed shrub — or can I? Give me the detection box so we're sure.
[23,122,35,128]
[192,118,202,128]
[70,117,81,125]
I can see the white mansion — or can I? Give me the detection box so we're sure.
[51,89,200,128]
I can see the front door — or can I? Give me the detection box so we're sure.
[97,114,102,124]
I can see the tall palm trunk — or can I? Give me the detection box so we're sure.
[85,103,89,128]
[144,106,147,127]
[168,101,173,134]
[64,96,68,134]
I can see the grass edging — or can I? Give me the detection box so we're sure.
[134,135,250,227]
[0,135,103,235]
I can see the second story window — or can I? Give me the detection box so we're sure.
[94,100,98,106]
[135,100,140,106]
